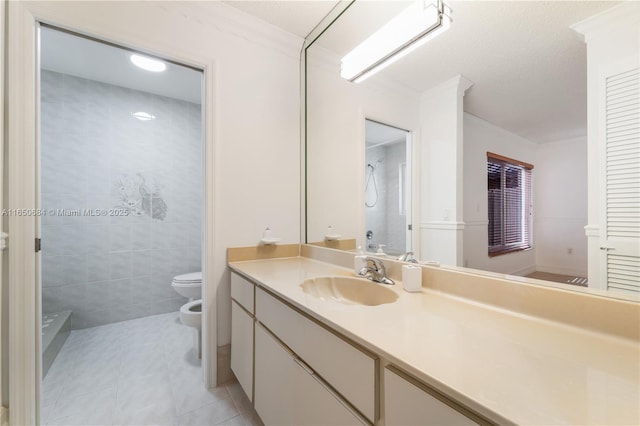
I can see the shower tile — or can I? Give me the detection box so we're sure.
[146,298,184,317]
[78,309,112,330]
[85,224,109,254]
[41,289,60,315]
[41,70,63,102]
[84,282,111,313]
[171,248,194,275]
[149,274,179,301]
[62,74,88,103]
[85,79,110,100]
[62,255,88,286]
[185,247,202,273]
[41,225,64,257]
[41,101,66,134]
[151,222,176,249]
[109,278,133,308]
[42,73,202,333]
[131,223,152,250]
[85,163,111,197]
[110,223,132,252]
[151,249,174,277]
[61,224,87,255]
[129,276,153,301]
[42,256,65,287]
[61,100,87,135]
[110,252,132,280]
[131,250,152,278]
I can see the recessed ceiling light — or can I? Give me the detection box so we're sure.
[130,54,166,72]
[131,111,156,121]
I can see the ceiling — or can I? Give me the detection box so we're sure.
[40,1,619,144]
[40,27,203,104]
[226,0,619,144]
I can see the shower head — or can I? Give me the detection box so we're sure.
[368,158,384,170]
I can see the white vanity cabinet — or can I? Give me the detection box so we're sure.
[230,273,255,401]
[230,270,486,426]
[255,287,377,423]
[254,323,364,425]
[384,366,480,426]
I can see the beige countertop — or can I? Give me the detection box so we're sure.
[228,256,640,426]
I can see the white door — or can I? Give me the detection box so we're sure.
[599,57,640,294]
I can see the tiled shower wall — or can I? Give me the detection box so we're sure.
[365,141,406,256]
[41,70,202,330]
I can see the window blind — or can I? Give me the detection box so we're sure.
[487,153,533,256]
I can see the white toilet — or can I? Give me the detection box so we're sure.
[171,272,203,358]
[171,271,202,301]
[180,299,202,358]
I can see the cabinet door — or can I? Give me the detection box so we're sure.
[598,59,640,293]
[254,323,365,426]
[231,272,255,313]
[256,287,376,422]
[231,300,254,402]
[385,367,478,426]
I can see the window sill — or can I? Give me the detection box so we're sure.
[488,246,531,258]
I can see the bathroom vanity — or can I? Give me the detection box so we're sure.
[228,245,640,425]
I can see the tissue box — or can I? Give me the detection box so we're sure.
[402,265,422,292]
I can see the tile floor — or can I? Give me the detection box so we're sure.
[42,312,263,426]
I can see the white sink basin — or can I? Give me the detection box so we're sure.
[300,276,398,306]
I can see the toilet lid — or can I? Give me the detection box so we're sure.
[173,271,202,284]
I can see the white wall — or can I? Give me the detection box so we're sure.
[463,113,537,275]
[419,76,472,265]
[535,137,588,276]
[7,1,302,393]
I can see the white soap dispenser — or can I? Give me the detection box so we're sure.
[354,246,367,275]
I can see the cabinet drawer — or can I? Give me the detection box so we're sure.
[255,323,365,426]
[231,272,255,314]
[384,366,480,426]
[256,287,377,422]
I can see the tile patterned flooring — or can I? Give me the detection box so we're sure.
[42,312,263,426]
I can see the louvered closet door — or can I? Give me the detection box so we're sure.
[602,65,640,294]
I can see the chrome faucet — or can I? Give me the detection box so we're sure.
[397,251,418,263]
[358,257,395,285]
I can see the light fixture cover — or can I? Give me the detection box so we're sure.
[130,54,167,72]
[341,0,450,83]
[131,111,156,121]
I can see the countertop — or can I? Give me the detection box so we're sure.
[228,256,640,425]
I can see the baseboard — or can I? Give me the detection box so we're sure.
[536,265,587,277]
[217,344,234,386]
[509,265,537,276]
[1,406,8,426]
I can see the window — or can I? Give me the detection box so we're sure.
[487,152,533,256]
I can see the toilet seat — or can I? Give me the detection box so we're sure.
[172,271,202,284]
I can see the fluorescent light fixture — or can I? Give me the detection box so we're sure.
[130,54,166,72]
[341,0,451,83]
[131,111,156,121]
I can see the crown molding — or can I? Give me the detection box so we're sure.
[169,1,304,60]
[571,1,640,43]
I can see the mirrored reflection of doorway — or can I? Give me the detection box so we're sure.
[364,119,411,256]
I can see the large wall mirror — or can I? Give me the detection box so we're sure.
[304,0,637,298]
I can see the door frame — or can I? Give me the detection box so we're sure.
[6,2,218,423]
